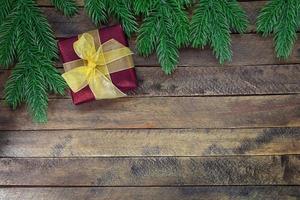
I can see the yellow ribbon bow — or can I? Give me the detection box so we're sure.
[62,33,133,99]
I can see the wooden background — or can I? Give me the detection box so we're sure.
[0,0,300,199]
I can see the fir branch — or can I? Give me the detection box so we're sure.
[4,62,26,109]
[221,0,249,33]
[40,61,67,95]
[133,0,153,15]
[172,4,190,47]
[210,9,231,63]
[274,1,298,58]
[106,0,138,36]
[156,16,179,74]
[0,11,17,68]
[178,0,193,7]
[190,0,248,64]
[24,64,48,122]
[29,3,58,60]
[136,14,158,56]
[256,0,282,36]
[84,0,108,26]
[135,0,189,74]
[0,0,17,24]
[1,0,66,122]
[51,0,78,17]
[84,0,137,36]
[23,59,49,123]
[257,0,300,59]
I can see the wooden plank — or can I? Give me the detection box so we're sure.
[0,155,299,186]
[132,65,300,96]
[38,7,300,67]
[1,65,300,98]
[3,5,300,67]
[38,0,265,33]
[0,128,299,157]
[0,95,299,130]
[130,34,300,67]
[0,186,299,200]
[40,1,265,34]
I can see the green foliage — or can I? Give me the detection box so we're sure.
[84,0,137,36]
[0,0,67,122]
[0,0,17,24]
[135,0,190,74]
[257,0,300,59]
[83,0,250,73]
[107,0,138,36]
[190,0,249,64]
[84,0,107,26]
[51,0,78,17]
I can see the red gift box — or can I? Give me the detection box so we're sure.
[58,25,138,105]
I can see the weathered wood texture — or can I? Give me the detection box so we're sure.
[0,155,299,186]
[0,95,299,130]
[1,65,300,98]
[0,186,299,200]
[0,128,299,157]
[0,1,299,198]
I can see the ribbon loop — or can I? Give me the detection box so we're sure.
[62,33,133,100]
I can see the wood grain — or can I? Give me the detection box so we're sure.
[0,95,299,130]
[0,155,299,186]
[1,65,300,98]
[0,186,299,200]
[0,2,299,197]
[0,128,299,157]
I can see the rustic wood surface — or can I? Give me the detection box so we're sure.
[0,0,299,199]
[1,65,300,98]
[1,95,300,130]
[1,155,299,186]
[0,128,298,157]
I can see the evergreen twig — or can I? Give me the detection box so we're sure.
[135,0,190,74]
[84,0,137,36]
[190,0,249,64]
[257,0,300,59]
[51,0,78,17]
[84,0,107,26]
[0,0,66,122]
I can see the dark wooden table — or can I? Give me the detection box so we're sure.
[0,1,299,199]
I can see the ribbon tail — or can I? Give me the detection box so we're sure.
[89,72,126,99]
[62,66,89,93]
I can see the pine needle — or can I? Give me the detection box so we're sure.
[0,0,67,122]
[84,0,107,26]
[135,0,189,74]
[51,0,78,17]
[257,0,300,59]
[107,0,138,36]
[84,0,137,36]
[190,0,249,64]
